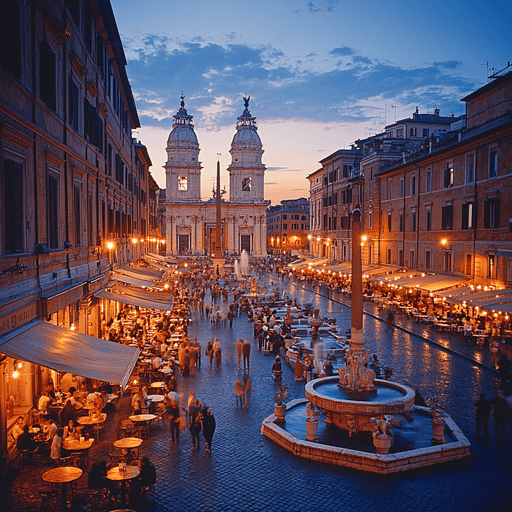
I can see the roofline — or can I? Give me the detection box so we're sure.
[461,71,512,102]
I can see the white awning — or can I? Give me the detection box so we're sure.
[111,273,154,287]
[118,265,163,279]
[0,320,139,388]
[97,289,174,311]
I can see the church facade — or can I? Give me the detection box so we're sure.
[164,97,269,257]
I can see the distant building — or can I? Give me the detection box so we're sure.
[164,97,269,256]
[267,198,310,254]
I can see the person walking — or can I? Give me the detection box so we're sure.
[166,398,181,442]
[214,338,222,368]
[489,339,500,369]
[235,338,243,369]
[242,338,251,370]
[386,309,395,330]
[189,404,202,448]
[228,309,234,328]
[201,407,216,454]
[474,392,491,439]
[491,390,508,438]
[234,378,246,407]
[206,340,214,368]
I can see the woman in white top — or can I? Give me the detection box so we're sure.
[50,428,63,461]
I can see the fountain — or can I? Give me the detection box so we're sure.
[262,207,470,473]
[234,259,241,280]
[240,249,249,277]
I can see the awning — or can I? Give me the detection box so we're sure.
[118,265,163,279]
[111,273,154,287]
[145,261,173,273]
[109,285,174,307]
[307,258,330,267]
[0,320,139,388]
[97,289,174,311]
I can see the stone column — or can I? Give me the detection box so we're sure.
[351,208,363,342]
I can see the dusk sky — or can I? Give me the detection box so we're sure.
[111,0,512,204]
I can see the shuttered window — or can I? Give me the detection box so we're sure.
[484,198,500,228]
[74,186,81,246]
[4,157,24,253]
[48,175,59,248]
[442,204,453,230]
[40,40,56,110]
[0,0,22,78]
[69,78,79,131]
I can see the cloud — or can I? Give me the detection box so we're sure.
[125,36,477,131]
[267,167,307,172]
[330,46,355,57]
[433,60,461,70]
[307,1,339,13]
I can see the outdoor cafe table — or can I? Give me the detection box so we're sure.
[129,414,157,424]
[150,381,165,391]
[107,465,140,506]
[147,394,164,403]
[62,438,94,452]
[77,413,107,426]
[114,437,143,460]
[42,466,82,509]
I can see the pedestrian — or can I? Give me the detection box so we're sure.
[497,355,510,389]
[491,390,508,438]
[474,392,491,439]
[235,338,243,369]
[386,309,394,330]
[50,427,63,463]
[489,339,500,369]
[213,338,222,368]
[228,309,234,328]
[201,407,216,454]
[206,340,214,368]
[189,404,203,448]
[234,378,246,407]
[243,338,251,370]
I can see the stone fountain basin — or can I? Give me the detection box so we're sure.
[305,377,415,417]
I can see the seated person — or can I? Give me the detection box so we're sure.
[63,419,83,440]
[130,456,156,500]
[88,460,116,495]
[11,416,24,442]
[60,400,76,427]
[38,391,51,417]
[42,417,58,441]
[50,428,63,462]
[17,424,38,452]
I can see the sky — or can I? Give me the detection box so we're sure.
[110,0,512,205]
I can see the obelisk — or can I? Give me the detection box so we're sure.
[212,157,224,276]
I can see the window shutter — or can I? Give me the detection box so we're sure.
[48,176,59,248]
[4,159,23,253]
[443,169,449,188]
[494,198,500,228]
[461,203,468,230]
[483,199,490,228]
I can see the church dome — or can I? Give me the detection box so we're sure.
[231,97,262,148]
[167,97,199,147]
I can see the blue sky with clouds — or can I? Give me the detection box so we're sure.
[111,0,512,203]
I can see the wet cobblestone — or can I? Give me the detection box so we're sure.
[2,274,511,512]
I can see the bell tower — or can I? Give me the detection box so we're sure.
[165,96,202,203]
[227,97,266,203]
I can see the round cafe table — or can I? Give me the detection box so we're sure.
[114,437,143,460]
[147,394,164,403]
[42,466,82,509]
[107,465,140,507]
[129,414,157,423]
[77,413,107,426]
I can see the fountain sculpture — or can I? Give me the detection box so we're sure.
[240,249,249,276]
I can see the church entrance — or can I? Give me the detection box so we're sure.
[178,234,190,254]
[240,234,251,254]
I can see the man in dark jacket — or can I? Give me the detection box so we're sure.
[474,392,491,439]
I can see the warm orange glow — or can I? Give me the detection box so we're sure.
[106,241,115,250]
[131,238,138,244]
[441,239,447,245]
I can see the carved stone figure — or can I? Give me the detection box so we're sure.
[274,385,289,406]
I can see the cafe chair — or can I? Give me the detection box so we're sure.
[56,456,74,467]
[70,451,88,469]
[137,424,151,440]
[120,420,135,438]
[140,484,156,501]
[153,410,166,429]
[38,488,60,511]
[90,487,110,511]
[93,423,104,442]
[18,448,35,469]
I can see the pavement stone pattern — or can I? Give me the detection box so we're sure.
[2,273,511,512]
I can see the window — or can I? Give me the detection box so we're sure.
[294,215,300,220]
[426,168,432,192]
[386,248,392,265]
[292,224,299,230]
[3,156,24,253]
[69,77,79,131]
[399,211,404,232]
[488,255,497,279]
[178,176,188,191]
[66,0,80,29]
[343,165,352,178]
[410,127,417,137]
[411,210,417,231]
[399,179,404,198]
[398,249,404,267]
[283,223,288,230]
[387,212,392,232]
[465,153,475,184]
[396,128,403,138]
[442,204,453,230]
[409,250,415,268]
[40,40,57,111]
[84,100,103,151]
[0,0,22,78]
[301,223,304,229]
[462,201,476,230]
[425,207,432,231]
[423,128,430,137]
[369,211,373,229]
[48,174,59,249]
[484,198,500,228]
[489,147,498,178]
[242,177,251,191]
[425,250,431,269]
[465,254,472,275]
[73,185,81,247]
[283,214,287,220]
[411,174,417,196]
[444,163,454,188]
[443,251,452,272]
[387,178,392,200]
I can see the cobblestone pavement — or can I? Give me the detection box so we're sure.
[3,274,511,512]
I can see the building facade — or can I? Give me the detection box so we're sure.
[308,72,512,287]
[165,97,269,257]
[0,0,157,467]
[266,198,310,254]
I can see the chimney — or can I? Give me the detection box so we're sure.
[413,106,419,119]
[434,108,440,116]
